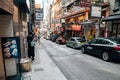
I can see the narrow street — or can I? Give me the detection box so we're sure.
[41,38,120,80]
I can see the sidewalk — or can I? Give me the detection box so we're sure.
[22,42,67,80]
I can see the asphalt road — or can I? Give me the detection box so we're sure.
[41,39,120,80]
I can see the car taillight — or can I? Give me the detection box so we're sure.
[114,46,120,51]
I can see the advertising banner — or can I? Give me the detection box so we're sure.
[1,37,20,58]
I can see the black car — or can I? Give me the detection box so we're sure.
[81,37,120,61]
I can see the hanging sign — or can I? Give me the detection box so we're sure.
[90,6,102,18]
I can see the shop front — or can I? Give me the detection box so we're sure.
[80,20,97,41]
[63,9,89,40]
[102,14,120,38]
[72,24,82,37]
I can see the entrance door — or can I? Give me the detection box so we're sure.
[112,24,118,37]
[117,24,120,37]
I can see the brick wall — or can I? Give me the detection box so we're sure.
[13,5,19,33]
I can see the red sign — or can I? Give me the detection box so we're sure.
[72,25,81,31]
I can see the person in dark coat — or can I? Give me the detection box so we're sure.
[27,32,35,60]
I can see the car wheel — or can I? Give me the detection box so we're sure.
[81,47,85,53]
[102,52,110,61]
[66,44,69,47]
[73,46,75,49]
[72,44,76,49]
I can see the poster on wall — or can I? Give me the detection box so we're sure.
[1,37,19,58]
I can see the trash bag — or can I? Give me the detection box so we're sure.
[20,58,31,72]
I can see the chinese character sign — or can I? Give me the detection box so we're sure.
[1,37,19,58]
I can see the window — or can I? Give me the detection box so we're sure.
[90,39,97,44]
[70,38,75,41]
[96,39,104,44]
[91,39,103,44]
[77,38,86,42]
[114,0,120,9]
[102,40,110,45]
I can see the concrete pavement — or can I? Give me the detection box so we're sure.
[21,42,67,80]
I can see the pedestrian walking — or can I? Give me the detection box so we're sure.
[37,29,41,45]
[27,32,35,61]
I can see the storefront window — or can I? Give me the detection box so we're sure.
[107,21,112,31]
[113,24,117,37]
[114,0,120,9]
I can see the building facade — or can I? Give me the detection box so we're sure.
[54,0,62,32]
[0,0,35,80]
[0,0,14,79]
[103,0,120,38]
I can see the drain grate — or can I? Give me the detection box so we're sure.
[34,67,44,72]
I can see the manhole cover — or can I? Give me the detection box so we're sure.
[34,67,44,72]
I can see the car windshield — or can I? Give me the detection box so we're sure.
[108,38,120,44]
[77,38,86,42]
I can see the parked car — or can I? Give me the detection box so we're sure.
[52,33,61,42]
[56,35,66,44]
[66,37,86,49]
[81,37,120,61]
[43,35,50,40]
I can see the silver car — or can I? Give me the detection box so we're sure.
[66,37,86,49]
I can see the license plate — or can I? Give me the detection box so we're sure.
[87,46,93,49]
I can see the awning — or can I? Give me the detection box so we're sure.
[102,14,120,21]
[80,21,95,25]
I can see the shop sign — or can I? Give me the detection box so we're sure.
[36,13,43,21]
[36,8,43,21]
[90,6,102,18]
[72,25,81,31]
[80,1,91,7]
[73,6,81,11]
[53,19,60,23]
